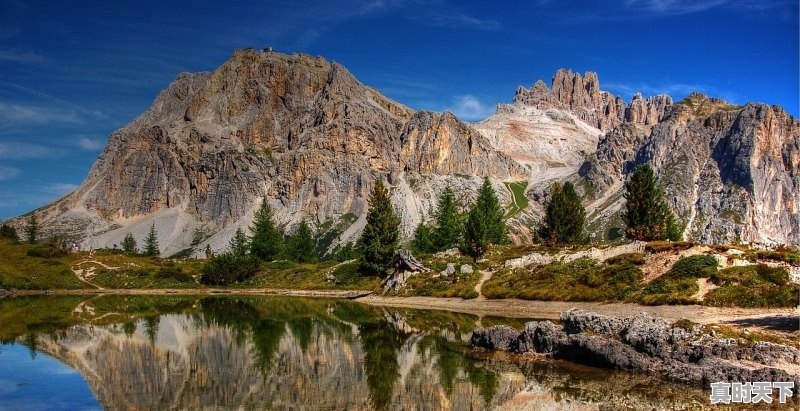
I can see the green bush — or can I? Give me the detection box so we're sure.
[26,245,66,258]
[705,265,798,308]
[156,267,194,283]
[200,253,260,286]
[633,255,718,305]
[667,255,718,278]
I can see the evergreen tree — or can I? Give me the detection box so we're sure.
[358,180,400,276]
[432,186,461,250]
[144,223,160,257]
[229,228,250,257]
[122,233,138,255]
[332,242,358,262]
[249,199,284,261]
[412,220,435,253]
[0,224,19,241]
[461,178,508,260]
[286,220,317,263]
[538,182,586,244]
[623,165,680,241]
[462,206,489,262]
[25,213,38,244]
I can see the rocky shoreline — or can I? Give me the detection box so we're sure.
[471,309,800,387]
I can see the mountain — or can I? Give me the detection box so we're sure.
[6,50,798,254]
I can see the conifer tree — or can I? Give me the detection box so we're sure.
[122,233,138,255]
[432,186,461,250]
[249,199,284,261]
[0,224,19,241]
[412,220,435,253]
[461,177,507,260]
[144,223,160,257]
[25,213,38,244]
[358,180,400,276]
[229,228,250,257]
[538,182,586,244]
[286,219,317,263]
[623,165,681,241]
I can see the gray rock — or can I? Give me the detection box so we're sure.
[459,264,473,274]
[470,326,520,351]
[441,263,456,276]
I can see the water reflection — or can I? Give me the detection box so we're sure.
[0,295,716,410]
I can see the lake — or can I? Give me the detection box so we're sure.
[0,295,715,410]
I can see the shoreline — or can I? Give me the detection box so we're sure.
[5,288,797,330]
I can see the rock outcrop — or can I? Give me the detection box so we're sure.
[472,310,800,387]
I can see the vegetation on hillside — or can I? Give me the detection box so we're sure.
[623,165,681,241]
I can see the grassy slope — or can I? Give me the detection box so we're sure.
[504,181,529,217]
[0,240,88,290]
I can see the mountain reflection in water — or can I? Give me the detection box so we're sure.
[0,295,711,410]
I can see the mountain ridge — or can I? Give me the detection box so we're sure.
[5,49,798,254]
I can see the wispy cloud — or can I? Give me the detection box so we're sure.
[0,166,19,181]
[42,183,78,196]
[446,95,495,121]
[75,137,106,151]
[0,48,43,64]
[621,0,727,16]
[0,101,83,128]
[413,13,502,31]
[0,142,69,160]
[0,81,106,120]
[563,0,795,20]
[604,81,743,104]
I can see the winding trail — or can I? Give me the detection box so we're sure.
[473,270,493,300]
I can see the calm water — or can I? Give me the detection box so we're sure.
[0,295,724,410]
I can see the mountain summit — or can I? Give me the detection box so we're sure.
[8,49,799,254]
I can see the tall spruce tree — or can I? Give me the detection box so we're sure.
[286,219,317,263]
[25,213,38,244]
[461,178,507,261]
[358,180,400,276]
[122,233,137,255]
[433,186,461,250]
[538,182,586,244]
[412,220,435,253]
[144,223,160,257]
[0,224,19,241]
[623,165,680,241]
[249,199,284,261]
[229,228,250,257]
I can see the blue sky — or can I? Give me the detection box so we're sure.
[0,0,797,219]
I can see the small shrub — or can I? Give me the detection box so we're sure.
[200,253,260,286]
[156,267,194,282]
[26,246,66,258]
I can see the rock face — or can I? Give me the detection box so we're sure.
[471,309,800,387]
[9,49,525,256]
[580,93,800,245]
[6,50,798,252]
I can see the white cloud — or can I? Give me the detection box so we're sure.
[0,166,19,181]
[415,13,502,31]
[446,95,495,121]
[0,49,43,64]
[43,183,79,196]
[0,101,82,127]
[76,137,105,151]
[0,142,69,160]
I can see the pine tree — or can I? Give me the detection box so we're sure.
[332,242,358,262]
[432,186,461,250]
[122,233,138,255]
[358,180,400,276]
[623,165,679,241]
[0,224,18,241]
[144,223,160,257]
[538,182,586,244]
[229,228,250,257]
[461,178,507,261]
[249,199,284,261]
[24,214,38,244]
[412,220,435,253]
[286,220,317,263]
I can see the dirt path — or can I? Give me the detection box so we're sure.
[691,278,719,301]
[355,295,798,329]
[474,270,493,299]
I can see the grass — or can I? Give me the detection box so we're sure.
[704,264,799,308]
[392,268,481,299]
[0,239,88,290]
[239,260,382,290]
[633,255,718,305]
[482,254,645,301]
[504,181,529,217]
